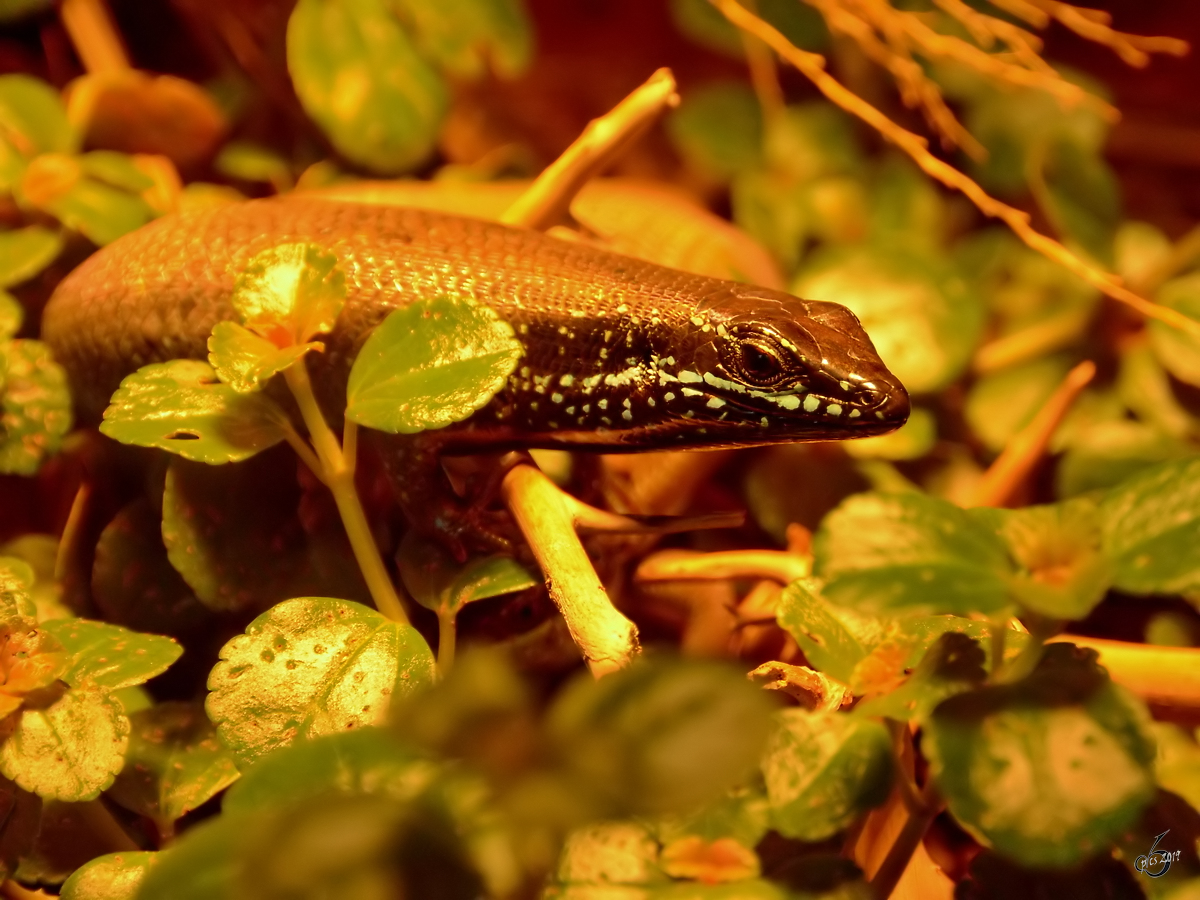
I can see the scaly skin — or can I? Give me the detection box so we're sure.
[42,197,910,538]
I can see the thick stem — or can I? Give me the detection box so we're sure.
[283,363,409,624]
[869,779,942,900]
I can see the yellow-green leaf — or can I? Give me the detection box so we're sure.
[230,243,345,347]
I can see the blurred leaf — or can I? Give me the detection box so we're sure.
[744,444,870,541]
[132,813,244,900]
[1145,612,1193,648]
[41,618,181,690]
[653,786,771,853]
[287,0,448,174]
[60,851,158,900]
[966,355,1073,454]
[730,169,808,273]
[108,702,239,830]
[223,727,434,815]
[668,0,826,58]
[19,157,154,245]
[1115,221,1171,288]
[161,455,364,612]
[1,689,129,801]
[346,294,523,433]
[1150,272,1200,388]
[100,359,289,464]
[78,151,155,192]
[869,156,946,253]
[91,498,211,637]
[0,556,37,618]
[765,103,864,183]
[761,708,892,841]
[926,643,1156,867]
[1057,402,1194,498]
[206,596,436,766]
[843,406,936,461]
[0,338,72,475]
[1153,723,1200,813]
[547,658,775,816]
[1101,457,1200,596]
[667,82,763,182]
[0,290,20,339]
[213,141,292,191]
[390,0,533,79]
[553,821,666,887]
[979,497,1112,620]
[0,74,76,157]
[813,491,1013,616]
[207,322,314,393]
[794,245,984,393]
[1040,139,1120,265]
[1118,342,1196,440]
[856,632,987,722]
[232,242,346,347]
[0,225,62,288]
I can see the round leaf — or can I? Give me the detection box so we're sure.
[761,709,892,841]
[0,225,62,289]
[230,243,345,346]
[1,689,129,801]
[1149,272,1200,388]
[0,338,71,475]
[1101,457,1200,596]
[108,702,239,829]
[813,491,1014,615]
[0,74,76,156]
[206,597,436,766]
[287,0,448,174]
[41,618,181,690]
[60,851,158,900]
[345,294,523,434]
[207,321,315,393]
[397,531,537,615]
[100,359,289,464]
[965,355,1073,454]
[667,82,763,183]
[925,643,1156,867]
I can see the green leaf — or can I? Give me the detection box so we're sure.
[855,632,987,723]
[33,176,154,246]
[730,169,810,273]
[978,496,1112,620]
[965,355,1073,454]
[206,596,436,766]
[0,556,37,618]
[1150,272,1200,388]
[1101,458,1200,596]
[397,531,537,615]
[108,702,239,829]
[1040,139,1120,266]
[0,225,61,288]
[1057,416,1193,499]
[0,74,76,156]
[213,141,293,190]
[761,708,892,841]
[207,321,315,393]
[287,0,449,174]
[765,103,864,183]
[668,0,826,58]
[0,338,72,475]
[389,0,533,79]
[925,643,1156,867]
[91,499,211,637]
[60,851,158,900]
[813,491,1014,616]
[793,244,985,393]
[345,294,523,433]
[1115,221,1172,288]
[230,242,345,346]
[775,579,875,683]
[161,455,369,613]
[1152,723,1200,813]
[653,785,771,852]
[667,82,763,183]
[1117,342,1196,441]
[1,689,129,801]
[843,406,936,461]
[547,658,775,816]
[41,618,181,690]
[553,821,666,887]
[78,151,155,192]
[222,727,433,815]
[100,359,289,464]
[0,290,20,339]
[133,814,244,900]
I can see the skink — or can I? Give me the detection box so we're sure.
[41,197,909,533]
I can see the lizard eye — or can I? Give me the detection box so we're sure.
[733,335,789,387]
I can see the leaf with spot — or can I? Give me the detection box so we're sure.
[230,243,345,348]
[1101,457,1200,597]
[0,688,129,801]
[100,359,290,464]
[60,851,159,900]
[287,0,448,174]
[345,294,524,434]
[761,708,892,841]
[108,702,239,831]
[0,338,72,475]
[0,225,61,289]
[206,596,436,767]
[41,618,181,690]
[813,490,1014,616]
[925,643,1156,867]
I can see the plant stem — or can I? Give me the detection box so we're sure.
[869,778,942,900]
[437,606,457,674]
[283,362,409,624]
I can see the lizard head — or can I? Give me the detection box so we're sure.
[664,288,910,444]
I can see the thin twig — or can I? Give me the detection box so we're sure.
[710,0,1200,339]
